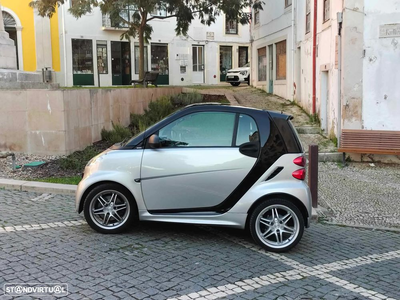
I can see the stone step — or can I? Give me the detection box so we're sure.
[305,152,343,162]
[296,126,321,134]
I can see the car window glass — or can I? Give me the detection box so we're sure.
[159,112,236,147]
[236,114,259,146]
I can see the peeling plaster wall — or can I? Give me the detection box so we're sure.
[362,0,400,130]
[342,0,364,130]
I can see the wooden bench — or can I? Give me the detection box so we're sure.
[130,71,159,87]
[338,129,400,164]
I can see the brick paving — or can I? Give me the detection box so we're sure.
[0,189,400,299]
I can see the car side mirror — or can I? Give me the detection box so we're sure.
[148,134,161,149]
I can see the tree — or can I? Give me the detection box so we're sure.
[30,0,263,81]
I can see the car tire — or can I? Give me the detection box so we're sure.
[246,76,250,85]
[230,82,240,86]
[249,198,304,252]
[83,183,137,234]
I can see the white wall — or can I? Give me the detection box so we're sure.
[251,0,294,99]
[362,0,400,131]
[58,2,250,87]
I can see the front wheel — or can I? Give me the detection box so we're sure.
[249,199,304,252]
[83,183,137,234]
[230,82,240,86]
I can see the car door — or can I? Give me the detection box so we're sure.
[140,111,260,211]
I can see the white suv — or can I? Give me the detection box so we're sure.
[226,63,250,86]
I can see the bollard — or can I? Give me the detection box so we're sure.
[308,145,318,208]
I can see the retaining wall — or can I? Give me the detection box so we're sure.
[0,87,182,155]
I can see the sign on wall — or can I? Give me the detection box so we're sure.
[379,24,400,38]
[206,32,215,40]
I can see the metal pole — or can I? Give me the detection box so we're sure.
[308,145,318,208]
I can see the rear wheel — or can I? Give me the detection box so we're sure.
[230,82,240,86]
[249,198,304,252]
[83,183,137,234]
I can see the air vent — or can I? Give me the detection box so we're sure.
[266,167,284,181]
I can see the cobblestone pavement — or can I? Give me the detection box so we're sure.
[319,162,400,230]
[1,189,400,300]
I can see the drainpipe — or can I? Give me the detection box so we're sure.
[337,12,343,146]
[62,3,67,87]
[312,0,317,115]
[291,0,296,101]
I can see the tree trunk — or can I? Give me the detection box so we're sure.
[138,26,145,81]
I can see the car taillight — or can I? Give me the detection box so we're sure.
[293,156,306,167]
[292,169,306,180]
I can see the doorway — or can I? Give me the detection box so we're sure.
[220,46,232,82]
[268,45,273,93]
[3,12,19,69]
[320,71,329,132]
[192,45,204,84]
[238,47,249,67]
[111,41,131,86]
[151,44,169,85]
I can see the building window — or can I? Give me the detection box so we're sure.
[109,5,137,28]
[72,39,93,74]
[323,0,330,22]
[151,44,169,75]
[257,47,266,81]
[254,9,260,25]
[276,40,286,80]
[96,41,108,74]
[239,47,249,67]
[306,0,311,33]
[134,45,148,74]
[285,0,292,7]
[225,16,238,34]
[151,4,167,17]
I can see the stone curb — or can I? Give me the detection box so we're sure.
[322,221,400,233]
[0,178,77,195]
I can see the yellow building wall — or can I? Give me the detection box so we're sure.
[2,0,60,72]
[2,0,36,71]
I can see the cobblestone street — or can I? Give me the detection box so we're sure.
[1,189,400,300]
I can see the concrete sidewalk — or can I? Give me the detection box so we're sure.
[0,178,76,195]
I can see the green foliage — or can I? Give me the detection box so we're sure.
[171,92,203,106]
[59,146,100,171]
[33,176,82,185]
[130,96,175,134]
[101,123,132,144]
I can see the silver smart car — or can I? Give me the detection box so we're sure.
[76,104,312,252]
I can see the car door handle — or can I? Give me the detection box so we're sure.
[239,142,260,158]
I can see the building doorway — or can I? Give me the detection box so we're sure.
[111,41,131,86]
[268,45,273,93]
[220,46,232,82]
[238,47,249,67]
[320,71,329,132]
[151,44,169,85]
[192,45,204,84]
[3,11,19,69]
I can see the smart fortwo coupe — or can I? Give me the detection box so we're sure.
[76,104,312,252]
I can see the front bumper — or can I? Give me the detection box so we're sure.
[226,74,247,82]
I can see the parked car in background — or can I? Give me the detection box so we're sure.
[76,104,311,252]
[226,63,250,86]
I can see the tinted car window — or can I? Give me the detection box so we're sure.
[236,114,259,146]
[159,112,236,147]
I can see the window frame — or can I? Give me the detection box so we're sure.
[254,9,260,25]
[276,40,287,81]
[225,16,238,35]
[306,0,311,34]
[96,41,108,74]
[285,0,293,8]
[323,0,330,23]
[72,39,94,75]
[257,47,267,82]
[134,44,149,74]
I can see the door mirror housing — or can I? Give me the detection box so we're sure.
[148,134,161,149]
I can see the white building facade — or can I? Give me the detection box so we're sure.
[56,1,251,87]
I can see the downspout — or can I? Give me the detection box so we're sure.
[312,0,317,114]
[62,3,67,87]
[337,12,343,146]
[291,0,296,101]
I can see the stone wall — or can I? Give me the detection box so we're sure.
[0,87,182,155]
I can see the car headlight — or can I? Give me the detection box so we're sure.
[240,71,247,76]
[86,153,103,167]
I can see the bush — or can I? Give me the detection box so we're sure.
[101,123,132,144]
[172,92,203,106]
[59,146,100,171]
[130,96,175,134]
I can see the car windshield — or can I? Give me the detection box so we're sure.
[243,62,250,68]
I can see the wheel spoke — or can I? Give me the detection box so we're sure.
[264,230,275,239]
[262,228,272,237]
[279,230,283,243]
[281,213,292,224]
[103,213,111,225]
[114,206,127,212]
[282,225,295,234]
[97,196,107,207]
[109,193,117,205]
[260,217,273,227]
[112,212,122,222]
[93,210,106,215]
[274,231,281,243]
